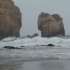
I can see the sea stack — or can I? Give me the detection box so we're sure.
[0,0,22,39]
[37,12,65,37]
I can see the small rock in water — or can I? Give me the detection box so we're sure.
[4,46,20,49]
[40,45,46,46]
[47,44,55,46]
[37,44,55,46]
[20,46,25,47]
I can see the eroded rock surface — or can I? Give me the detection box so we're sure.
[0,0,22,39]
[51,14,65,35]
[38,12,65,37]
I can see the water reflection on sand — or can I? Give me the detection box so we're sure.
[0,62,22,70]
[0,60,70,70]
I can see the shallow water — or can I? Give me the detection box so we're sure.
[0,35,70,69]
[0,35,70,61]
[1,60,70,70]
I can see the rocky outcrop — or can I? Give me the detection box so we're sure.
[0,0,22,39]
[32,33,38,37]
[38,12,65,37]
[26,33,38,38]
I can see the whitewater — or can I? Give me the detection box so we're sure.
[0,35,70,62]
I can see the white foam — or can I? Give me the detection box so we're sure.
[1,37,16,42]
[0,36,70,48]
[0,36,70,60]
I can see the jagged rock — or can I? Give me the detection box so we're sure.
[0,0,22,40]
[32,33,38,37]
[37,12,65,37]
[26,33,38,38]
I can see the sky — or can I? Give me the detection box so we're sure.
[12,0,70,36]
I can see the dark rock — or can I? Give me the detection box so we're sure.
[37,44,55,46]
[20,46,25,47]
[26,33,38,38]
[32,33,38,37]
[26,35,32,38]
[4,46,20,49]
[47,44,55,46]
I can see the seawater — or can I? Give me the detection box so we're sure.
[0,35,70,62]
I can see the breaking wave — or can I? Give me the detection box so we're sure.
[0,36,70,48]
[0,36,70,60]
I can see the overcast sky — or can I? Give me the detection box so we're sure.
[12,0,70,36]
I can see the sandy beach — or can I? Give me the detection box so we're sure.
[0,59,70,70]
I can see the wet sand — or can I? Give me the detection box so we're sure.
[0,59,70,70]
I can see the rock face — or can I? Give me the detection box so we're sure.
[0,0,22,39]
[38,12,65,37]
[51,14,65,36]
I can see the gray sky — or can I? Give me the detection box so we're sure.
[13,0,70,36]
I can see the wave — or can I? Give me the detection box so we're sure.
[1,37,16,42]
[0,36,70,60]
[0,36,70,48]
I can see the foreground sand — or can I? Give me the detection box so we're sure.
[0,59,70,70]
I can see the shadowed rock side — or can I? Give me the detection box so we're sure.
[0,0,22,40]
[51,14,65,35]
[38,12,65,37]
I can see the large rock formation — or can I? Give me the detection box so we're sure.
[38,12,65,37]
[51,14,65,35]
[0,0,22,39]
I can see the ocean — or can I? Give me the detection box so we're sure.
[0,35,70,61]
[0,35,70,70]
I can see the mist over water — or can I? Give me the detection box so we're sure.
[0,35,70,62]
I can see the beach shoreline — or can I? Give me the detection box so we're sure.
[0,59,70,70]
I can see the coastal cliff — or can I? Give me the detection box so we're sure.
[0,0,22,39]
[38,12,65,37]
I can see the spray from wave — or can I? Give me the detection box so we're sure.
[0,36,70,48]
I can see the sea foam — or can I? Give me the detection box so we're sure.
[0,36,70,48]
[0,36,70,60]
